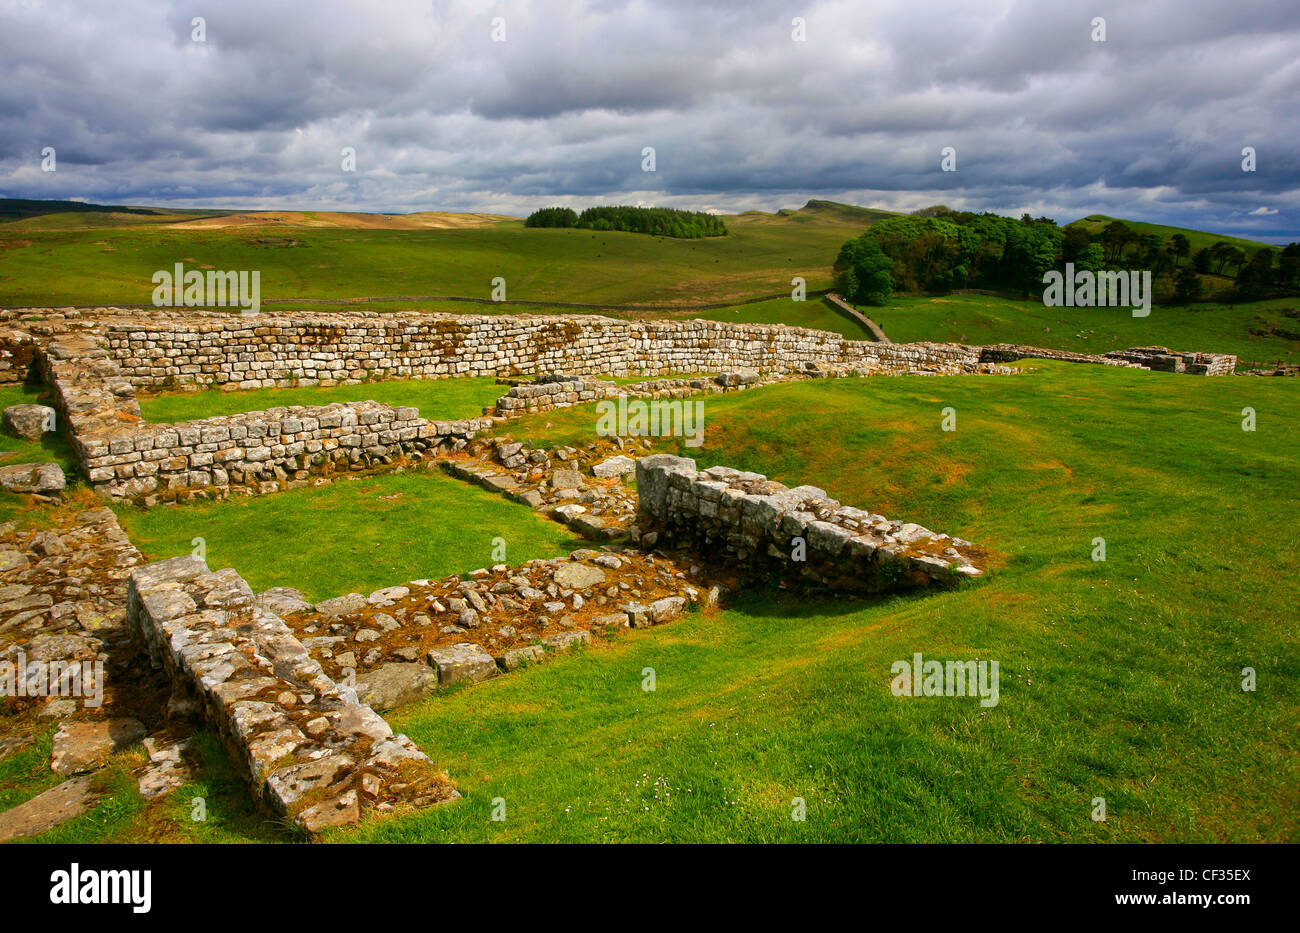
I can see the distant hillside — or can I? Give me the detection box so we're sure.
[730,199,900,228]
[0,198,166,222]
[1067,214,1281,253]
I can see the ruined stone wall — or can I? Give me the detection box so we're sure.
[79,401,489,500]
[127,556,456,833]
[981,343,1237,374]
[102,313,986,389]
[35,332,488,500]
[635,455,983,593]
[1106,346,1237,375]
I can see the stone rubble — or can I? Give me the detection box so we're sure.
[127,555,458,833]
[277,545,721,690]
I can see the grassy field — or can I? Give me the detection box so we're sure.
[0,207,871,308]
[0,383,78,475]
[113,470,587,603]
[1067,214,1281,255]
[310,361,1295,843]
[137,375,504,424]
[867,294,1300,368]
[11,361,1297,842]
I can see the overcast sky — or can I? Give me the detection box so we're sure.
[2,0,1297,240]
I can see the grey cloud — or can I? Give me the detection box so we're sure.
[0,0,1295,241]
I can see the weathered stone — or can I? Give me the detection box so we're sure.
[315,592,367,617]
[257,587,312,616]
[552,562,607,590]
[498,644,546,671]
[592,455,637,478]
[648,596,687,623]
[550,468,585,491]
[427,643,496,687]
[543,630,592,651]
[0,462,66,495]
[356,662,438,710]
[0,775,97,842]
[2,404,55,440]
[50,718,147,774]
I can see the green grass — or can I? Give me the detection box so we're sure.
[690,295,875,339]
[137,375,504,424]
[0,209,871,309]
[112,469,587,602]
[0,384,77,470]
[866,294,1300,369]
[0,728,290,844]
[1067,214,1281,255]
[320,361,1298,843]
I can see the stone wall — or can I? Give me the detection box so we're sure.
[635,455,983,592]
[78,400,487,500]
[1106,346,1237,375]
[101,312,987,389]
[981,343,1237,374]
[493,373,762,417]
[0,329,37,385]
[127,555,457,833]
[34,332,489,500]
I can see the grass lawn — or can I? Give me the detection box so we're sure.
[1066,214,1280,256]
[0,384,77,472]
[113,470,587,603]
[10,361,1297,843]
[867,294,1300,369]
[323,361,1296,843]
[137,376,504,424]
[0,209,867,309]
[687,295,875,339]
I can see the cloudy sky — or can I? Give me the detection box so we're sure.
[2,0,1297,240]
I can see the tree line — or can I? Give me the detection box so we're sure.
[834,209,1299,306]
[524,205,727,238]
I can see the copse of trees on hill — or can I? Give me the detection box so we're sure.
[834,210,1299,306]
[524,205,727,238]
[524,207,578,228]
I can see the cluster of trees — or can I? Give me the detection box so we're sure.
[523,207,577,227]
[524,205,727,238]
[833,210,1299,306]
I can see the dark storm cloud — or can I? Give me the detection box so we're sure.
[1,0,1297,240]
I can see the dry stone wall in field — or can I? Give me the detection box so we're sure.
[100,312,988,388]
[635,454,983,593]
[127,555,457,832]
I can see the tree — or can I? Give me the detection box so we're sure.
[833,235,894,305]
[1278,243,1300,290]
[1174,266,1203,303]
[1235,249,1274,299]
[1168,233,1190,266]
[524,207,577,228]
[1209,241,1236,275]
[1100,221,1135,263]
[1192,247,1212,274]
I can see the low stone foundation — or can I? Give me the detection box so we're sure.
[635,455,983,592]
[1106,346,1237,375]
[34,331,490,499]
[981,343,1237,374]
[127,555,457,833]
[79,401,487,500]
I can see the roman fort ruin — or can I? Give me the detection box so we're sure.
[0,305,1236,836]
